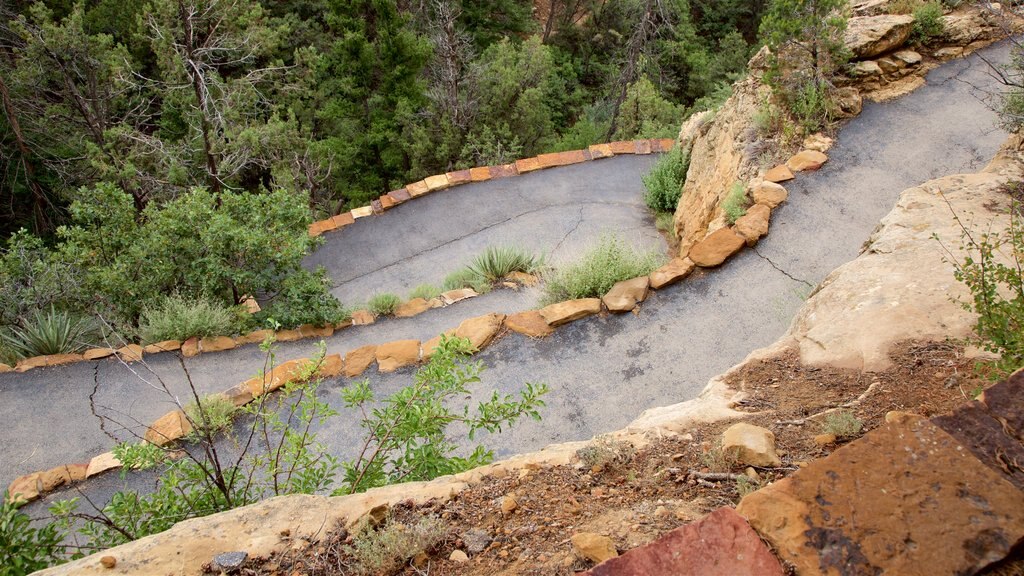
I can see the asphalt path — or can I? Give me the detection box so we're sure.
[8,40,1013,519]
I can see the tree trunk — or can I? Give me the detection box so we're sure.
[0,70,54,234]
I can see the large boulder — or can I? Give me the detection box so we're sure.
[688,228,746,267]
[844,14,914,59]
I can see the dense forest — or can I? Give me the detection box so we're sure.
[0,0,767,354]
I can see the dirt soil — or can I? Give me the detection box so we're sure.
[237,340,1004,576]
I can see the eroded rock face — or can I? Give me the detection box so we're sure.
[845,14,914,59]
[688,228,745,267]
[721,423,781,467]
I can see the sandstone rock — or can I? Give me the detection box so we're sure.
[440,288,478,305]
[449,550,469,563]
[580,508,783,576]
[446,169,472,186]
[245,358,309,397]
[343,345,377,377]
[539,298,602,327]
[677,110,713,152]
[143,339,181,353]
[375,340,421,372]
[199,336,235,353]
[222,382,254,407]
[834,86,864,117]
[786,150,828,172]
[802,133,834,153]
[571,532,618,564]
[394,298,431,318]
[738,417,1024,576]
[332,211,356,227]
[942,12,995,46]
[424,174,449,192]
[86,452,122,477]
[688,228,745,268]
[845,14,914,59]
[721,422,781,467]
[0,363,12,373]
[99,556,116,569]
[299,324,334,338]
[501,494,518,514]
[83,348,115,361]
[876,55,903,73]
[144,410,192,446]
[235,330,273,346]
[274,328,303,342]
[750,180,788,208]
[454,313,505,350]
[894,49,922,66]
[851,60,883,77]
[351,206,374,219]
[212,551,247,572]
[649,258,695,289]
[182,337,200,357]
[350,310,375,325]
[763,164,793,183]
[505,310,554,338]
[7,473,40,504]
[506,271,539,286]
[602,277,650,312]
[935,46,964,60]
[116,344,143,362]
[734,204,771,247]
[15,353,83,372]
[814,433,837,446]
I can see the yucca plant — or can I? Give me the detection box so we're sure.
[0,307,95,359]
[467,246,545,282]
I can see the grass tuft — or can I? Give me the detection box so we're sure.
[367,293,402,316]
[821,410,864,439]
[442,268,492,294]
[467,246,544,282]
[722,181,749,224]
[184,394,237,438]
[542,235,665,305]
[407,284,441,301]
[344,516,446,575]
[139,294,238,343]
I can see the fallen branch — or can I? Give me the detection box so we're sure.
[688,470,746,482]
[775,381,881,426]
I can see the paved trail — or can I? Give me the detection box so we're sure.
[4,42,1012,514]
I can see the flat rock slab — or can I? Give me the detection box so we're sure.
[688,228,745,267]
[738,416,1024,576]
[602,276,650,312]
[786,150,828,172]
[734,204,771,246]
[539,299,602,326]
[649,258,695,289]
[343,345,378,377]
[582,508,783,576]
[394,298,431,318]
[505,310,554,338]
[454,313,505,350]
[375,340,421,373]
[764,165,794,183]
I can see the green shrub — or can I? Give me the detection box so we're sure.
[184,395,237,438]
[542,235,666,304]
[0,307,94,359]
[790,77,833,134]
[722,182,749,224]
[345,515,446,576]
[1,493,65,575]
[655,212,677,239]
[467,246,544,282]
[139,294,238,343]
[258,268,349,329]
[442,268,492,294]
[822,410,864,439]
[642,145,689,213]
[367,293,402,316]
[912,2,945,43]
[408,284,441,301]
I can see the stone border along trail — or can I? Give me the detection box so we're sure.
[5,40,1014,517]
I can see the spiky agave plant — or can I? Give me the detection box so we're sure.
[1,307,94,358]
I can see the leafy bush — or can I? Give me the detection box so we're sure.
[367,293,402,316]
[789,76,834,134]
[1,493,65,575]
[542,235,666,304]
[408,284,441,301]
[139,294,239,343]
[184,395,237,438]
[257,268,348,329]
[723,181,749,224]
[0,307,94,359]
[912,2,945,43]
[467,246,544,282]
[442,267,492,294]
[642,145,690,213]
[822,410,864,439]
[345,515,446,576]
[335,335,548,494]
[0,230,83,330]
[944,197,1024,379]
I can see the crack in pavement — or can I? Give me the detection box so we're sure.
[549,205,586,259]
[751,246,816,288]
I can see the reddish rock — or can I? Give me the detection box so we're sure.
[589,143,614,159]
[144,410,192,446]
[446,169,472,185]
[539,298,602,327]
[143,339,182,354]
[649,258,695,289]
[116,344,143,363]
[422,330,456,361]
[455,313,506,351]
[375,340,421,372]
[83,348,115,361]
[602,277,650,312]
[582,508,783,576]
[274,328,304,342]
[370,199,384,214]
[182,337,200,358]
[751,180,788,208]
[394,298,431,318]
[15,353,83,372]
[764,164,794,183]
[734,204,771,246]
[0,363,12,373]
[100,556,117,569]
[199,336,236,353]
[378,195,396,210]
[688,228,745,267]
[786,150,828,172]
[244,358,311,397]
[307,220,329,237]
[516,156,542,173]
[609,141,636,154]
[635,139,653,154]
[7,473,41,504]
[653,138,676,152]
[331,211,356,228]
[469,166,491,182]
[37,465,76,492]
[506,311,554,338]
[738,416,1024,576]
[350,309,375,325]
[343,345,378,377]
[489,163,518,179]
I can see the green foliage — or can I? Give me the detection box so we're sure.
[345,515,446,576]
[257,268,348,329]
[336,336,548,495]
[656,212,678,239]
[0,231,83,329]
[0,493,65,576]
[642,145,690,213]
[0,307,94,359]
[760,0,849,78]
[790,76,834,133]
[945,198,1024,379]
[613,76,683,140]
[139,294,239,343]
[442,268,492,294]
[911,2,945,43]
[723,181,749,224]
[543,235,666,304]
[821,410,864,439]
[368,293,402,316]
[184,395,238,438]
[467,246,544,282]
[735,475,761,499]
[408,284,441,301]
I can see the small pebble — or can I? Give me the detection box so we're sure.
[449,549,469,563]
[99,556,116,569]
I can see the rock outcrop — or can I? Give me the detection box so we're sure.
[844,14,914,59]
